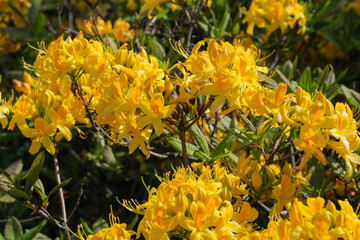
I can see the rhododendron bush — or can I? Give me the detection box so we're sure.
[0,0,360,239]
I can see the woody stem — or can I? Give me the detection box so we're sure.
[179,113,189,167]
[53,148,70,240]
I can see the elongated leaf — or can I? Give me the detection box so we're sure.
[276,70,296,93]
[308,158,324,191]
[189,124,210,155]
[127,215,139,231]
[31,13,46,38]
[317,64,329,91]
[21,220,47,240]
[48,178,71,198]
[299,67,312,92]
[80,219,93,235]
[4,217,23,240]
[238,113,256,133]
[25,151,45,194]
[0,168,16,189]
[211,134,237,158]
[288,56,298,81]
[167,137,209,161]
[7,188,31,200]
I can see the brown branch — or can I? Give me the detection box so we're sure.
[68,176,86,221]
[52,148,71,240]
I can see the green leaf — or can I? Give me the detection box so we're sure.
[148,37,165,59]
[188,124,210,155]
[31,13,46,38]
[276,70,296,93]
[7,188,31,200]
[21,220,47,240]
[210,134,237,159]
[219,11,230,35]
[341,85,360,107]
[0,233,5,240]
[32,233,51,240]
[328,158,346,178]
[5,160,23,179]
[167,137,210,161]
[238,112,256,133]
[25,152,45,195]
[0,194,16,203]
[0,27,32,41]
[288,56,298,81]
[48,178,71,198]
[281,60,292,78]
[308,158,324,191]
[127,214,138,231]
[92,218,108,233]
[299,67,312,92]
[317,64,329,91]
[28,0,42,25]
[4,217,23,240]
[0,168,17,190]
[79,219,93,235]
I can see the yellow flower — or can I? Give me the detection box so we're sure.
[113,18,135,43]
[83,17,112,37]
[138,93,175,136]
[77,214,135,240]
[20,118,57,155]
[0,93,13,129]
[243,0,306,38]
[122,163,249,239]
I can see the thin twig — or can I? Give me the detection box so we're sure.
[266,135,282,164]
[68,176,86,220]
[0,216,41,223]
[179,113,189,167]
[272,150,300,164]
[53,148,70,240]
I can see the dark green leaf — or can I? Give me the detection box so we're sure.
[317,64,329,91]
[0,27,32,41]
[308,158,324,191]
[299,67,312,92]
[4,217,23,240]
[25,152,45,194]
[28,0,42,25]
[127,214,138,231]
[31,13,46,38]
[189,124,210,155]
[21,220,47,240]
[211,134,236,158]
[48,178,71,198]
[167,137,209,161]
[276,70,296,93]
[79,219,93,235]
[7,188,31,200]
[288,56,298,81]
[92,218,108,233]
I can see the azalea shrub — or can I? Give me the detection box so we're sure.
[0,0,360,239]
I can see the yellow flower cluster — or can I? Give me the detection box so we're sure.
[236,152,296,214]
[1,32,174,157]
[176,39,266,112]
[242,0,306,38]
[123,162,257,240]
[244,197,360,239]
[77,214,135,240]
[140,0,212,18]
[79,16,135,42]
[230,81,360,178]
[0,0,29,53]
